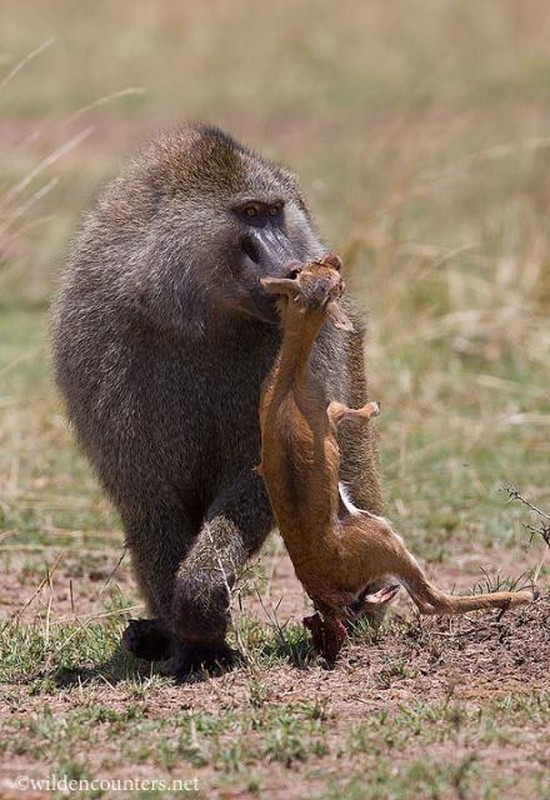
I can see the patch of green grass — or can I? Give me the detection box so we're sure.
[2,649,547,796]
[320,756,481,800]
[324,744,550,800]
[0,617,122,685]
[2,693,331,777]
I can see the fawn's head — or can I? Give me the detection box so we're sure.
[260,253,353,330]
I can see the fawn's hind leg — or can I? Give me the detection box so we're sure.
[366,525,535,616]
[405,574,535,615]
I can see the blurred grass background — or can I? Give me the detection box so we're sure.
[1,0,549,575]
[1,3,549,796]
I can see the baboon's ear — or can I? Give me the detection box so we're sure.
[260,277,300,296]
[327,300,354,332]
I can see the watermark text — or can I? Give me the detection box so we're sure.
[11,774,200,793]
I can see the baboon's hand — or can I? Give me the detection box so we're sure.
[122,618,173,661]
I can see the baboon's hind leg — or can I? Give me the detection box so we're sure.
[121,502,198,663]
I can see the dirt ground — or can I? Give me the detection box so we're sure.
[1,537,548,799]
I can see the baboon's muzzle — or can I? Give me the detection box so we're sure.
[242,226,300,277]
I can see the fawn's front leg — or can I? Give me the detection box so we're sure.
[327,400,380,427]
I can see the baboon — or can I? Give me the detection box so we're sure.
[52,124,384,676]
[258,255,534,661]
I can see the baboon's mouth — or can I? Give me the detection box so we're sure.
[248,287,283,325]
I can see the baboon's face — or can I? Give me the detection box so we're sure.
[216,192,322,325]
[148,127,324,325]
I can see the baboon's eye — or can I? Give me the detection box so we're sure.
[234,201,281,227]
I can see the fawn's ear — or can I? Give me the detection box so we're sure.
[260,277,300,296]
[320,252,343,271]
[327,300,354,332]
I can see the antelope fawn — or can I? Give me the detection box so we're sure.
[258,254,534,660]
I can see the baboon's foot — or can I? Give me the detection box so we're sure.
[303,612,347,661]
[171,641,243,682]
[122,618,173,661]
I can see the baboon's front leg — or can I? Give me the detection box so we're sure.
[121,503,198,663]
[123,472,274,676]
[171,470,274,649]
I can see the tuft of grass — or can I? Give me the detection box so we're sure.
[507,487,550,549]
[473,566,536,596]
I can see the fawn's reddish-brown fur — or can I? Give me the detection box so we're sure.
[259,255,534,658]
